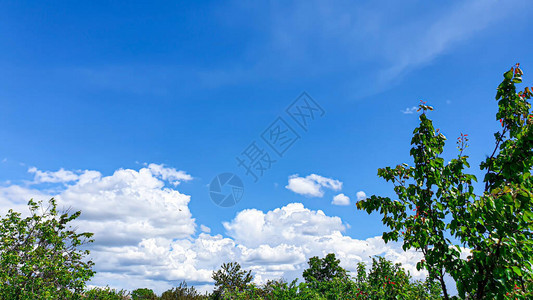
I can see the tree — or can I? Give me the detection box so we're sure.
[355,256,441,300]
[132,288,157,300]
[357,64,533,299]
[219,256,443,299]
[303,253,348,284]
[160,281,206,300]
[82,286,130,300]
[0,198,95,299]
[302,253,351,296]
[211,262,253,298]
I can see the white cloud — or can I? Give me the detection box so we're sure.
[58,167,196,245]
[0,165,428,294]
[356,191,367,201]
[401,106,418,114]
[200,225,211,233]
[332,193,350,206]
[28,167,79,183]
[223,203,427,283]
[223,203,345,248]
[147,163,193,186]
[286,174,342,197]
[0,185,50,216]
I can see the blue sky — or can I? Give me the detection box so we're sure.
[1,0,532,294]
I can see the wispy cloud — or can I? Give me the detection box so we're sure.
[401,106,418,114]
[220,0,526,95]
[286,174,342,197]
[28,167,79,183]
[56,0,527,98]
[147,163,193,186]
[378,0,519,82]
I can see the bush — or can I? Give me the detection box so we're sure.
[132,288,157,300]
[160,281,206,300]
[221,254,441,299]
[0,198,95,299]
[82,286,130,300]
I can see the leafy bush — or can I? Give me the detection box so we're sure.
[132,288,157,300]
[82,286,130,300]
[354,256,441,299]
[221,254,442,299]
[160,281,206,300]
[0,198,95,299]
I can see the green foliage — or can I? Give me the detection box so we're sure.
[222,254,440,300]
[82,286,130,299]
[354,256,441,299]
[0,198,95,299]
[357,64,533,299]
[132,288,158,300]
[302,253,352,297]
[303,253,349,284]
[211,262,253,298]
[160,281,206,300]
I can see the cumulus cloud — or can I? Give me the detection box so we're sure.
[0,184,50,215]
[223,203,345,248]
[286,174,342,197]
[58,167,195,245]
[223,203,426,282]
[332,193,350,206]
[356,191,367,201]
[0,165,427,294]
[28,167,79,183]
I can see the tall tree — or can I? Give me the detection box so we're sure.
[302,253,348,284]
[357,64,533,299]
[132,287,158,300]
[211,262,253,298]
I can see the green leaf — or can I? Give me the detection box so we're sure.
[511,266,522,276]
[504,68,514,79]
